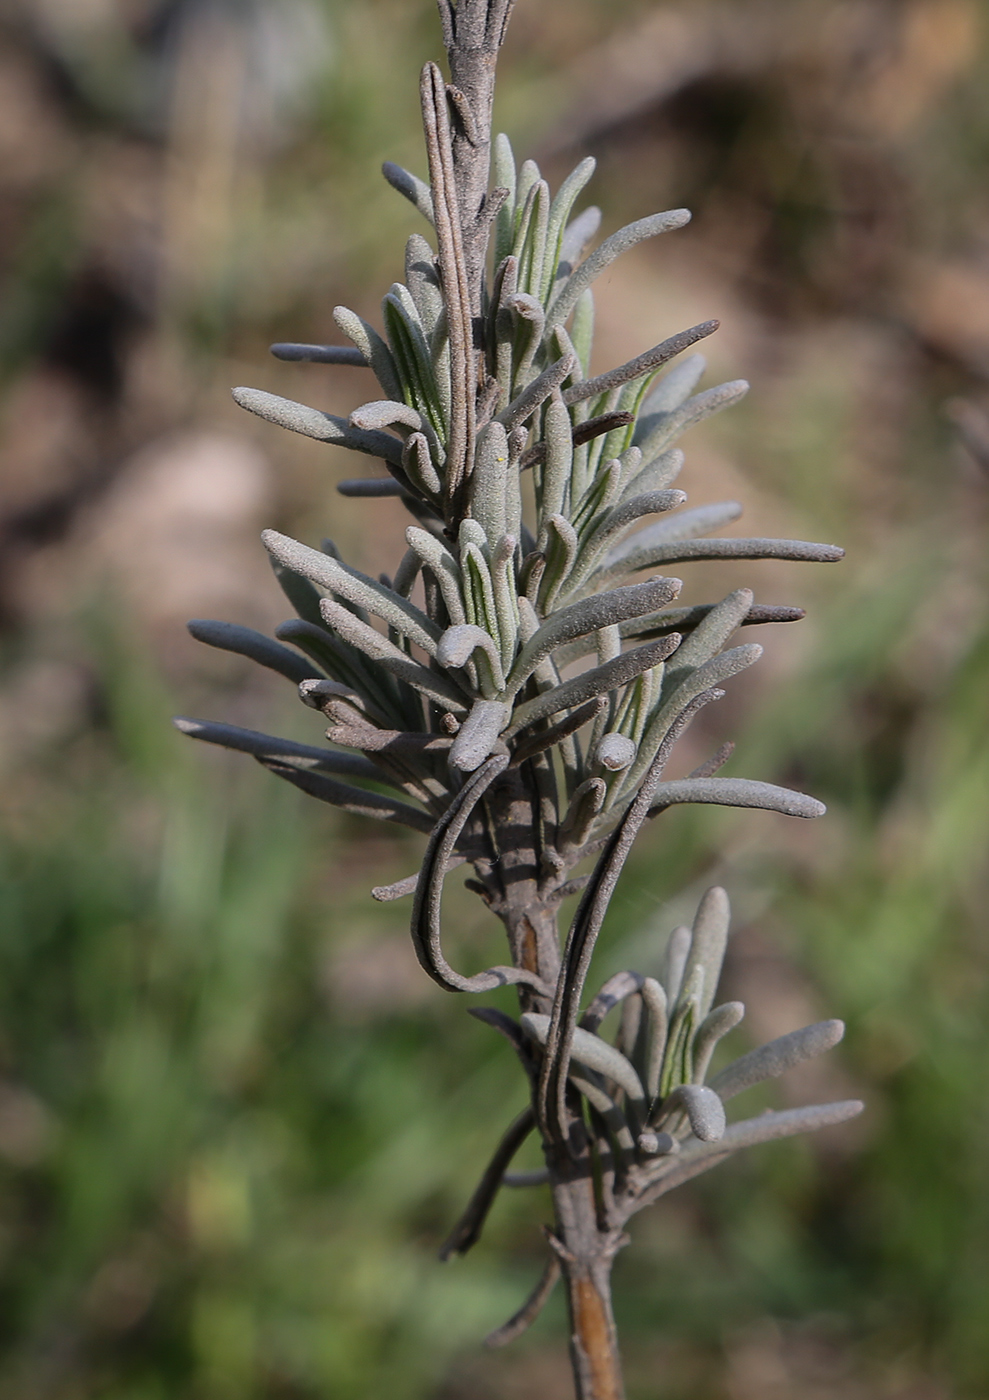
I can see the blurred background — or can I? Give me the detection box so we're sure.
[1,0,988,1396]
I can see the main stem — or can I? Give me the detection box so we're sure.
[441,6,626,1395]
[550,1144,626,1400]
[495,812,626,1398]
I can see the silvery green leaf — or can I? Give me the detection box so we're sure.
[637,1131,678,1157]
[381,160,434,224]
[649,777,827,820]
[405,526,466,624]
[297,678,360,709]
[632,1099,865,1210]
[535,389,574,526]
[665,588,754,683]
[636,353,707,425]
[547,209,691,329]
[497,352,576,433]
[186,619,320,685]
[269,342,367,365]
[619,449,684,501]
[521,1013,645,1106]
[270,557,327,628]
[641,977,668,1099]
[614,444,642,493]
[404,234,443,332]
[438,625,506,694]
[657,925,688,1006]
[681,886,730,1020]
[661,1083,726,1142]
[509,176,540,270]
[692,1002,745,1085]
[569,289,595,379]
[509,696,604,769]
[583,387,623,479]
[489,534,520,672]
[558,777,606,849]
[569,490,687,591]
[470,420,509,545]
[557,205,602,273]
[598,502,744,580]
[541,156,596,300]
[319,597,468,713]
[715,1099,863,1149]
[460,518,488,552]
[505,292,545,387]
[571,459,623,538]
[491,253,519,395]
[332,305,404,402]
[382,291,447,437]
[257,757,434,832]
[622,644,762,795]
[506,576,680,694]
[402,432,442,497]
[492,133,517,267]
[336,478,404,497]
[615,536,846,571]
[349,398,423,436]
[536,513,579,612]
[609,666,658,750]
[262,530,440,655]
[604,601,804,650]
[232,388,403,465]
[461,541,500,642]
[507,634,681,736]
[517,180,549,300]
[563,321,719,407]
[513,156,540,224]
[580,970,643,1033]
[449,699,511,771]
[659,964,702,1095]
[276,621,397,720]
[709,1020,846,1101]
[595,733,637,771]
[617,991,642,1060]
[371,857,467,903]
[570,1073,637,1154]
[637,379,749,460]
[173,717,381,782]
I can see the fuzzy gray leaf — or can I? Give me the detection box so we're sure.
[186,619,320,685]
[548,209,691,329]
[710,1020,846,1101]
[270,343,367,365]
[522,1013,645,1104]
[563,321,719,407]
[507,633,681,736]
[649,777,826,820]
[258,758,434,832]
[449,699,511,772]
[262,530,440,655]
[381,160,434,223]
[232,387,403,465]
[661,1083,726,1141]
[506,576,681,692]
[173,717,380,781]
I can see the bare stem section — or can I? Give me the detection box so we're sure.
[551,1161,627,1400]
[181,3,860,1397]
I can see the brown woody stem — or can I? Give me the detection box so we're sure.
[548,1138,627,1400]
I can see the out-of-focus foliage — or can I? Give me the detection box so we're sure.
[0,1,987,1398]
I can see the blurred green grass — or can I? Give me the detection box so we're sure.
[1,1,988,1396]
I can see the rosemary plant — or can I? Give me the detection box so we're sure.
[176,4,862,1396]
